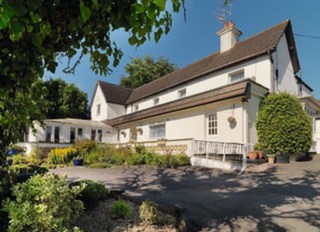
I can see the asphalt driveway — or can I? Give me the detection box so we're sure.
[52,155,320,231]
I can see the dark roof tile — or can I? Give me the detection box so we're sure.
[126,20,294,104]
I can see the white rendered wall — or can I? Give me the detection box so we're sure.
[91,85,108,121]
[131,55,271,113]
[117,98,247,145]
[108,102,126,120]
[273,35,299,95]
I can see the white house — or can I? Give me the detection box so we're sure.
[20,20,320,168]
[89,20,319,156]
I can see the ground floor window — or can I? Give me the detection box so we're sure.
[45,126,52,142]
[208,113,218,135]
[91,129,96,141]
[70,127,75,143]
[77,128,83,140]
[98,129,102,142]
[150,123,166,139]
[54,126,60,143]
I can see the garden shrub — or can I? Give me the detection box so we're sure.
[111,199,132,219]
[88,162,112,169]
[3,173,84,232]
[174,153,190,166]
[12,154,29,165]
[139,200,158,225]
[28,146,47,165]
[10,164,48,175]
[74,140,97,157]
[257,93,312,154]
[70,180,109,210]
[47,147,77,164]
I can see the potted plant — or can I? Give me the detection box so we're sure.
[73,156,84,166]
[248,151,258,160]
[253,143,264,159]
[267,154,276,164]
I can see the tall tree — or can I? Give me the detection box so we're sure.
[120,56,178,88]
[44,79,89,119]
[0,0,185,195]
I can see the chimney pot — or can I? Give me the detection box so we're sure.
[217,22,242,53]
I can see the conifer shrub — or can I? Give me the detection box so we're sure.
[256,93,312,154]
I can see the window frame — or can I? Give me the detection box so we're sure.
[178,88,186,98]
[229,70,245,83]
[96,103,101,116]
[208,112,218,135]
[45,126,52,142]
[153,97,159,106]
[149,123,166,139]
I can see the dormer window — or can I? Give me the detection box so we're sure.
[153,98,159,106]
[134,104,139,112]
[230,70,244,83]
[178,88,186,98]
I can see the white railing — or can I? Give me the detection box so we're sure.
[191,140,247,172]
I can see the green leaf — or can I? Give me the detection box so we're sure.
[128,35,138,45]
[80,1,91,22]
[31,34,43,48]
[92,0,98,7]
[29,12,42,23]
[155,0,166,11]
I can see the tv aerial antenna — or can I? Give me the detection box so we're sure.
[214,0,232,25]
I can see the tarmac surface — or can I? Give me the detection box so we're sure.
[52,155,320,231]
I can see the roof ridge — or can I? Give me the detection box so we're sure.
[123,19,293,104]
[235,19,289,47]
[98,80,133,91]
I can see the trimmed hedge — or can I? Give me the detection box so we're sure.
[256,92,312,154]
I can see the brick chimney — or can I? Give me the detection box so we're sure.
[217,21,242,53]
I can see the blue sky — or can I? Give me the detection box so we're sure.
[45,0,320,101]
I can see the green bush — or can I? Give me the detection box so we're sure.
[47,147,77,164]
[12,154,29,165]
[111,199,132,219]
[139,200,158,225]
[257,93,312,154]
[10,164,48,175]
[28,146,46,165]
[70,180,109,210]
[74,140,98,157]
[3,173,84,232]
[174,153,191,166]
[88,162,112,168]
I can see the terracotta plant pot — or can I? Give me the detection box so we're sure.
[256,151,263,159]
[248,151,258,160]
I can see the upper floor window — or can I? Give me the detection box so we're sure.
[178,88,186,98]
[96,104,101,116]
[153,98,159,106]
[230,70,244,83]
[134,104,139,112]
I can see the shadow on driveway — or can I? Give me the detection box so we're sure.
[52,158,320,231]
